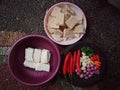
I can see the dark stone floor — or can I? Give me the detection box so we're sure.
[0,0,120,90]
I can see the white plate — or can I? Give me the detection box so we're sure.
[44,2,87,45]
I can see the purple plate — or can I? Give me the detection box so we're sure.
[8,35,60,86]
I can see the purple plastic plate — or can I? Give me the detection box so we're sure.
[8,35,60,86]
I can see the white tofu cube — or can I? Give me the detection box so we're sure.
[35,63,50,72]
[64,11,71,21]
[53,29,63,37]
[73,25,84,34]
[47,16,59,28]
[65,16,79,29]
[76,15,83,24]
[56,12,64,25]
[51,6,62,17]
[51,29,63,42]
[41,49,51,64]
[47,26,56,34]
[25,47,34,62]
[63,28,74,40]
[33,49,42,63]
[51,34,63,42]
[23,60,36,69]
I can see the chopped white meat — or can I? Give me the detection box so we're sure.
[35,63,50,72]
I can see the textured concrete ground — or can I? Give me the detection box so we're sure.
[0,0,120,90]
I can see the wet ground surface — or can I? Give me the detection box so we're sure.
[0,0,120,90]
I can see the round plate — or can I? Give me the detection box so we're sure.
[61,41,105,87]
[8,35,60,86]
[44,2,87,45]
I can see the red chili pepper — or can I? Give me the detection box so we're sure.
[73,51,77,72]
[63,52,72,75]
[67,58,71,74]
[70,55,73,75]
[76,49,81,73]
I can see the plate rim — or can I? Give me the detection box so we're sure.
[61,41,105,87]
[44,2,87,45]
[7,34,61,86]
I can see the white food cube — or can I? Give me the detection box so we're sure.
[23,60,36,69]
[76,15,83,24]
[63,5,75,15]
[47,27,56,34]
[35,63,50,72]
[56,12,64,25]
[63,28,74,40]
[51,34,63,42]
[41,49,51,64]
[51,6,62,17]
[73,25,84,34]
[33,49,42,63]
[25,47,34,62]
[47,16,59,28]
[64,11,71,21]
[53,29,63,36]
[51,28,63,42]
[65,16,79,29]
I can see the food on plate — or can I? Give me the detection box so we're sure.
[48,16,59,29]
[23,60,36,69]
[63,28,74,40]
[62,46,101,79]
[47,5,85,42]
[25,47,34,62]
[40,49,51,64]
[65,16,79,29]
[63,52,72,75]
[73,25,84,34]
[23,47,51,72]
[33,49,42,63]
[35,63,50,72]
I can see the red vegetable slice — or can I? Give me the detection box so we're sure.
[70,54,73,75]
[95,54,100,61]
[63,52,72,75]
[76,49,81,73]
[73,51,77,72]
